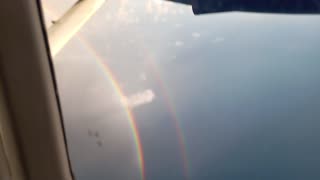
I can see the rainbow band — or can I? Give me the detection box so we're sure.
[77,36,146,180]
[44,3,190,179]
[146,59,190,179]
[77,34,190,180]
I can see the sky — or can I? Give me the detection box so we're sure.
[41,0,320,180]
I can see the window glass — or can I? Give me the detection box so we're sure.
[41,0,320,180]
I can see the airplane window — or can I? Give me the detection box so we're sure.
[40,0,320,180]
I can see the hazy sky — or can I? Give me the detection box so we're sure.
[42,0,320,180]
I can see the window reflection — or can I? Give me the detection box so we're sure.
[41,0,320,180]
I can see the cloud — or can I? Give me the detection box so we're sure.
[161,17,167,22]
[178,7,186,14]
[121,89,155,108]
[174,23,183,28]
[175,41,184,47]
[170,55,177,60]
[145,0,183,15]
[152,0,163,5]
[192,32,201,39]
[139,72,147,81]
[116,0,141,25]
[212,37,225,44]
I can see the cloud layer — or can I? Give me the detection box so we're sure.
[121,89,155,108]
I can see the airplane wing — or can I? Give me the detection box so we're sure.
[47,0,105,57]
[165,0,192,5]
[166,0,320,14]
